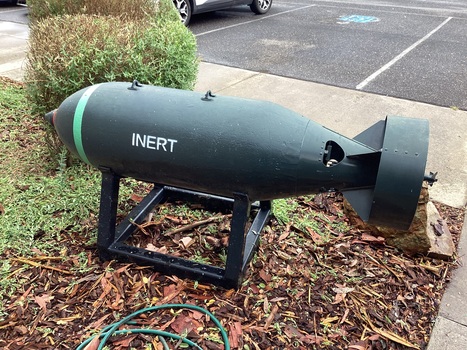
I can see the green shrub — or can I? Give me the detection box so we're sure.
[27,0,177,23]
[26,0,197,157]
[27,0,84,22]
[25,1,198,116]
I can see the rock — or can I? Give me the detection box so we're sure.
[426,201,455,259]
[343,185,454,259]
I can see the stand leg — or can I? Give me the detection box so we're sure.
[97,171,120,260]
[243,200,271,272]
[224,193,250,288]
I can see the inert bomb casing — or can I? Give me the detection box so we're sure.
[46,82,431,230]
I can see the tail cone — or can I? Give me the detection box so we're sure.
[45,110,56,126]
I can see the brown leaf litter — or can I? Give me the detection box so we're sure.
[0,192,464,350]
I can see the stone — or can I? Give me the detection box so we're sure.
[426,201,455,259]
[343,185,454,259]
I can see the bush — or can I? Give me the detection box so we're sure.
[27,0,179,23]
[26,0,198,119]
[27,0,84,22]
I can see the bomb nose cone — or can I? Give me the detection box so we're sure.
[45,110,56,126]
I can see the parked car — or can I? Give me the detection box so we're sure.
[172,0,272,25]
[0,0,18,4]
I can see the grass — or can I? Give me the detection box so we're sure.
[0,78,140,308]
[0,78,147,254]
[0,80,101,256]
[273,196,348,244]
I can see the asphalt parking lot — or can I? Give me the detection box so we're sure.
[190,0,467,110]
[0,2,27,23]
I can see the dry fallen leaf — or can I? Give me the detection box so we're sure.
[180,236,194,249]
[170,315,200,334]
[228,322,243,349]
[34,294,53,313]
[83,336,100,350]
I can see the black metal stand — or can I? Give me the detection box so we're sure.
[96,170,271,289]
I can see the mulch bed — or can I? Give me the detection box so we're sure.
[0,191,464,350]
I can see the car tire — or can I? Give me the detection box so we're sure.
[250,0,272,14]
[173,0,192,26]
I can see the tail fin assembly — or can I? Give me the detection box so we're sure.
[343,115,432,230]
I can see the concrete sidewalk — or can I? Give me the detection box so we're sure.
[1,20,466,348]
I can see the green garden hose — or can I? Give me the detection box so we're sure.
[76,303,230,350]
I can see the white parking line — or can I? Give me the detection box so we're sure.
[195,5,317,37]
[356,16,453,90]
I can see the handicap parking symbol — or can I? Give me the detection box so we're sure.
[338,15,380,24]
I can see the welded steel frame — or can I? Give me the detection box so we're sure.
[96,169,271,289]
